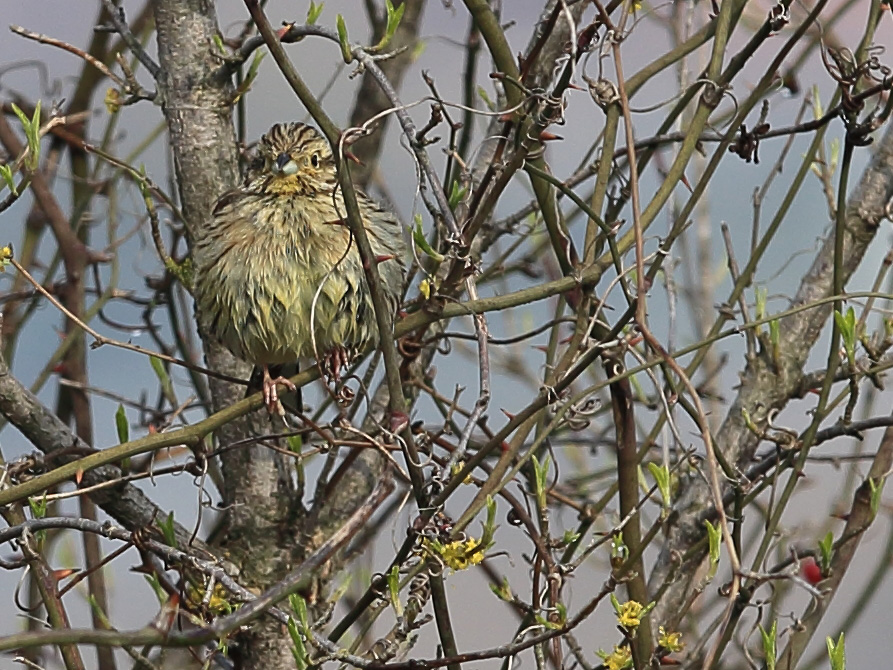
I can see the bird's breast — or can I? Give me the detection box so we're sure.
[195,192,379,365]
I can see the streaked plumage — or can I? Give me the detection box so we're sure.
[193,122,406,410]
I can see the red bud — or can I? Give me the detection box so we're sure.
[801,558,822,585]
[275,22,295,40]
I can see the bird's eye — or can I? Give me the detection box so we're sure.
[310,153,320,168]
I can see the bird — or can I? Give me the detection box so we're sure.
[192,122,406,413]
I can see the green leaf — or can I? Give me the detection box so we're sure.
[388,564,403,616]
[448,180,467,210]
[387,1,406,35]
[489,577,512,601]
[233,51,266,104]
[646,462,671,510]
[833,307,857,367]
[754,286,768,321]
[610,532,628,566]
[811,84,823,119]
[288,617,307,670]
[287,593,309,670]
[87,594,113,628]
[286,434,303,453]
[476,86,496,112]
[826,632,845,670]
[115,404,129,444]
[289,593,309,630]
[480,495,497,547]
[411,216,445,262]
[245,51,266,84]
[769,318,780,350]
[758,620,777,670]
[328,575,352,604]
[374,0,405,50]
[0,164,16,195]
[30,101,41,136]
[531,454,550,511]
[741,407,760,434]
[10,102,30,130]
[212,33,226,54]
[336,14,351,63]
[818,531,834,573]
[150,356,176,405]
[828,137,840,173]
[27,102,41,166]
[11,101,41,169]
[156,512,177,547]
[143,574,167,604]
[534,612,562,630]
[28,494,48,520]
[306,1,324,24]
[704,519,721,579]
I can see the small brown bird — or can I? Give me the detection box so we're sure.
[193,122,406,412]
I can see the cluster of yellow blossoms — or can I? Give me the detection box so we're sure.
[423,537,485,571]
[598,600,683,669]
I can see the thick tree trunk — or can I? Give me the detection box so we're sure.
[152,2,299,667]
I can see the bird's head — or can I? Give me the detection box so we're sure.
[254,122,336,195]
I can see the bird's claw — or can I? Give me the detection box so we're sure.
[323,347,356,382]
[263,374,296,415]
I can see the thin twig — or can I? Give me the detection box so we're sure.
[9,258,245,387]
[10,25,127,88]
[98,0,160,78]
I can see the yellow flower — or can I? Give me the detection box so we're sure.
[424,537,485,571]
[603,645,632,670]
[451,460,473,485]
[184,578,234,617]
[658,626,684,652]
[104,87,122,114]
[616,600,644,630]
[419,277,432,299]
[0,245,12,270]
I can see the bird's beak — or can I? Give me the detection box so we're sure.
[273,153,298,176]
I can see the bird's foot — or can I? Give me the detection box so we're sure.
[322,346,356,382]
[262,366,297,415]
